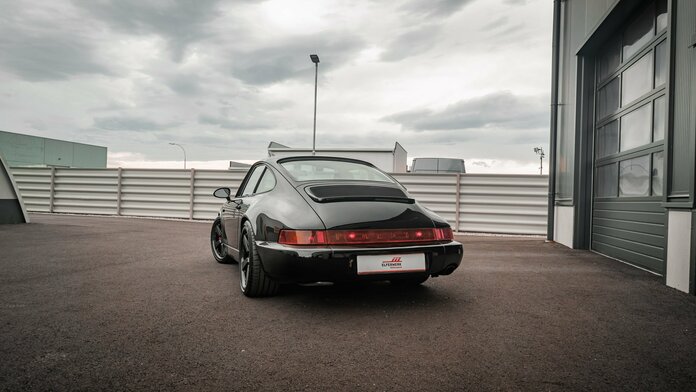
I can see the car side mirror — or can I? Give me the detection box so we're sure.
[213,187,231,200]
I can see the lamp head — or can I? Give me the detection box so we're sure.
[310,54,320,64]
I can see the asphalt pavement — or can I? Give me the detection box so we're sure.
[2,214,696,391]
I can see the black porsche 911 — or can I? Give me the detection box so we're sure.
[210,156,463,297]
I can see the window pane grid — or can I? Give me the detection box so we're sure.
[652,152,664,196]
[620,102,652,152]
[619,155,651,197]
[593,0,667,200]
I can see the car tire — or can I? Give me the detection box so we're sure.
[211,218,236,264]
[239,221,279,297]
[390,275,429,286]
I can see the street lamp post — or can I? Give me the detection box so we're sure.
[169,142,187,169]
[310,54,320,156]
[534,147,545,175]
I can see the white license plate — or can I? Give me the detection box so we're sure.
[356,253,426,275]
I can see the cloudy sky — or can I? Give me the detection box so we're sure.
[0,0,552,173]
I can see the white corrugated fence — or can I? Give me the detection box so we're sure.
[12,167,548,235]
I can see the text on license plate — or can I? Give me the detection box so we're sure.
[356,253,426,275]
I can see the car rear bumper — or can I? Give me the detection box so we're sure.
[255,241,463,283]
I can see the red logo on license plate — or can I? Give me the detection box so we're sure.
[382,257,402,268]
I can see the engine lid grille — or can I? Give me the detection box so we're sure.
[305,184,413,203]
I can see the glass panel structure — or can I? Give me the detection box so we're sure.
[590,0,668,273]
[597,77,620,119]
[654,40,667,87]
[656,0,668,32]
[621,52,653,106]
[619,156,651,197]
[596,121,619,159]
[598,37,621,82]
[653,96,665,142]
[436,159,465,173]
[620,103,652,151]
[652,152,663,196]
[622,5,655,60]
[281,160,393,182]
[412,158,437,171]
[241,166,265,196]
[255,170,276,194]
[593,0,666,200]
[596,164,618,197]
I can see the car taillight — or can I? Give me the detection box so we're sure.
[278,230,328,245]
[278,227,453,246]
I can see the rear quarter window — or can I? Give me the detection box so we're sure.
[239,166,265,196]
[255,169,276,194]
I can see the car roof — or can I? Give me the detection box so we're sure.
[258,155,391,185]
[264,155,379,169]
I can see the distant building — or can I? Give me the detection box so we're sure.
[0,130,107,168]
[267,141,408,173]
[411,158,466,174]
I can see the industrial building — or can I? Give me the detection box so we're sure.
[0,130,107,168]
[548,0,695,293]
[267,141,408,173]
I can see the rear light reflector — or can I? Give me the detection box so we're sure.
[278,227,453,246]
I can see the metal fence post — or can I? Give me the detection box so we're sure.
[189,168,195,220]
[455,173,461,233]
[48,167,56,213]
[116,167,123,216]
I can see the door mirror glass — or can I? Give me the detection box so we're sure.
[213,187,231,199]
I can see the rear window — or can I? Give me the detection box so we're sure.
[280,160,393,183]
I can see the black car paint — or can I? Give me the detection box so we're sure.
[297,182,438,231]
[256,241,462,284]
[219,162,324,259]
[216,156,462,282]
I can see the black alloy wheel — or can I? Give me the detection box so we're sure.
[211,218,235,264]
[239,221,279,297]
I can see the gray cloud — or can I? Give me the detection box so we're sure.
[0,33,109,81]
[382,91,549,131]
[0,0,553,169]
[94,116,173,131]
[164,74,204,96]
[73,0,224,61]
[0,2,110,81]
[470,160,491,167]
[490,22,527,39]
[482,16,509,31]
[381,24,441,62]
[400,0,475,18]
[198,114,269,131]
[226,34,366,85]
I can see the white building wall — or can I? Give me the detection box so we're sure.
[666,211,692,293]
[554,205,574,248]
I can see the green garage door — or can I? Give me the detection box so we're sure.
[591,0,667,274]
